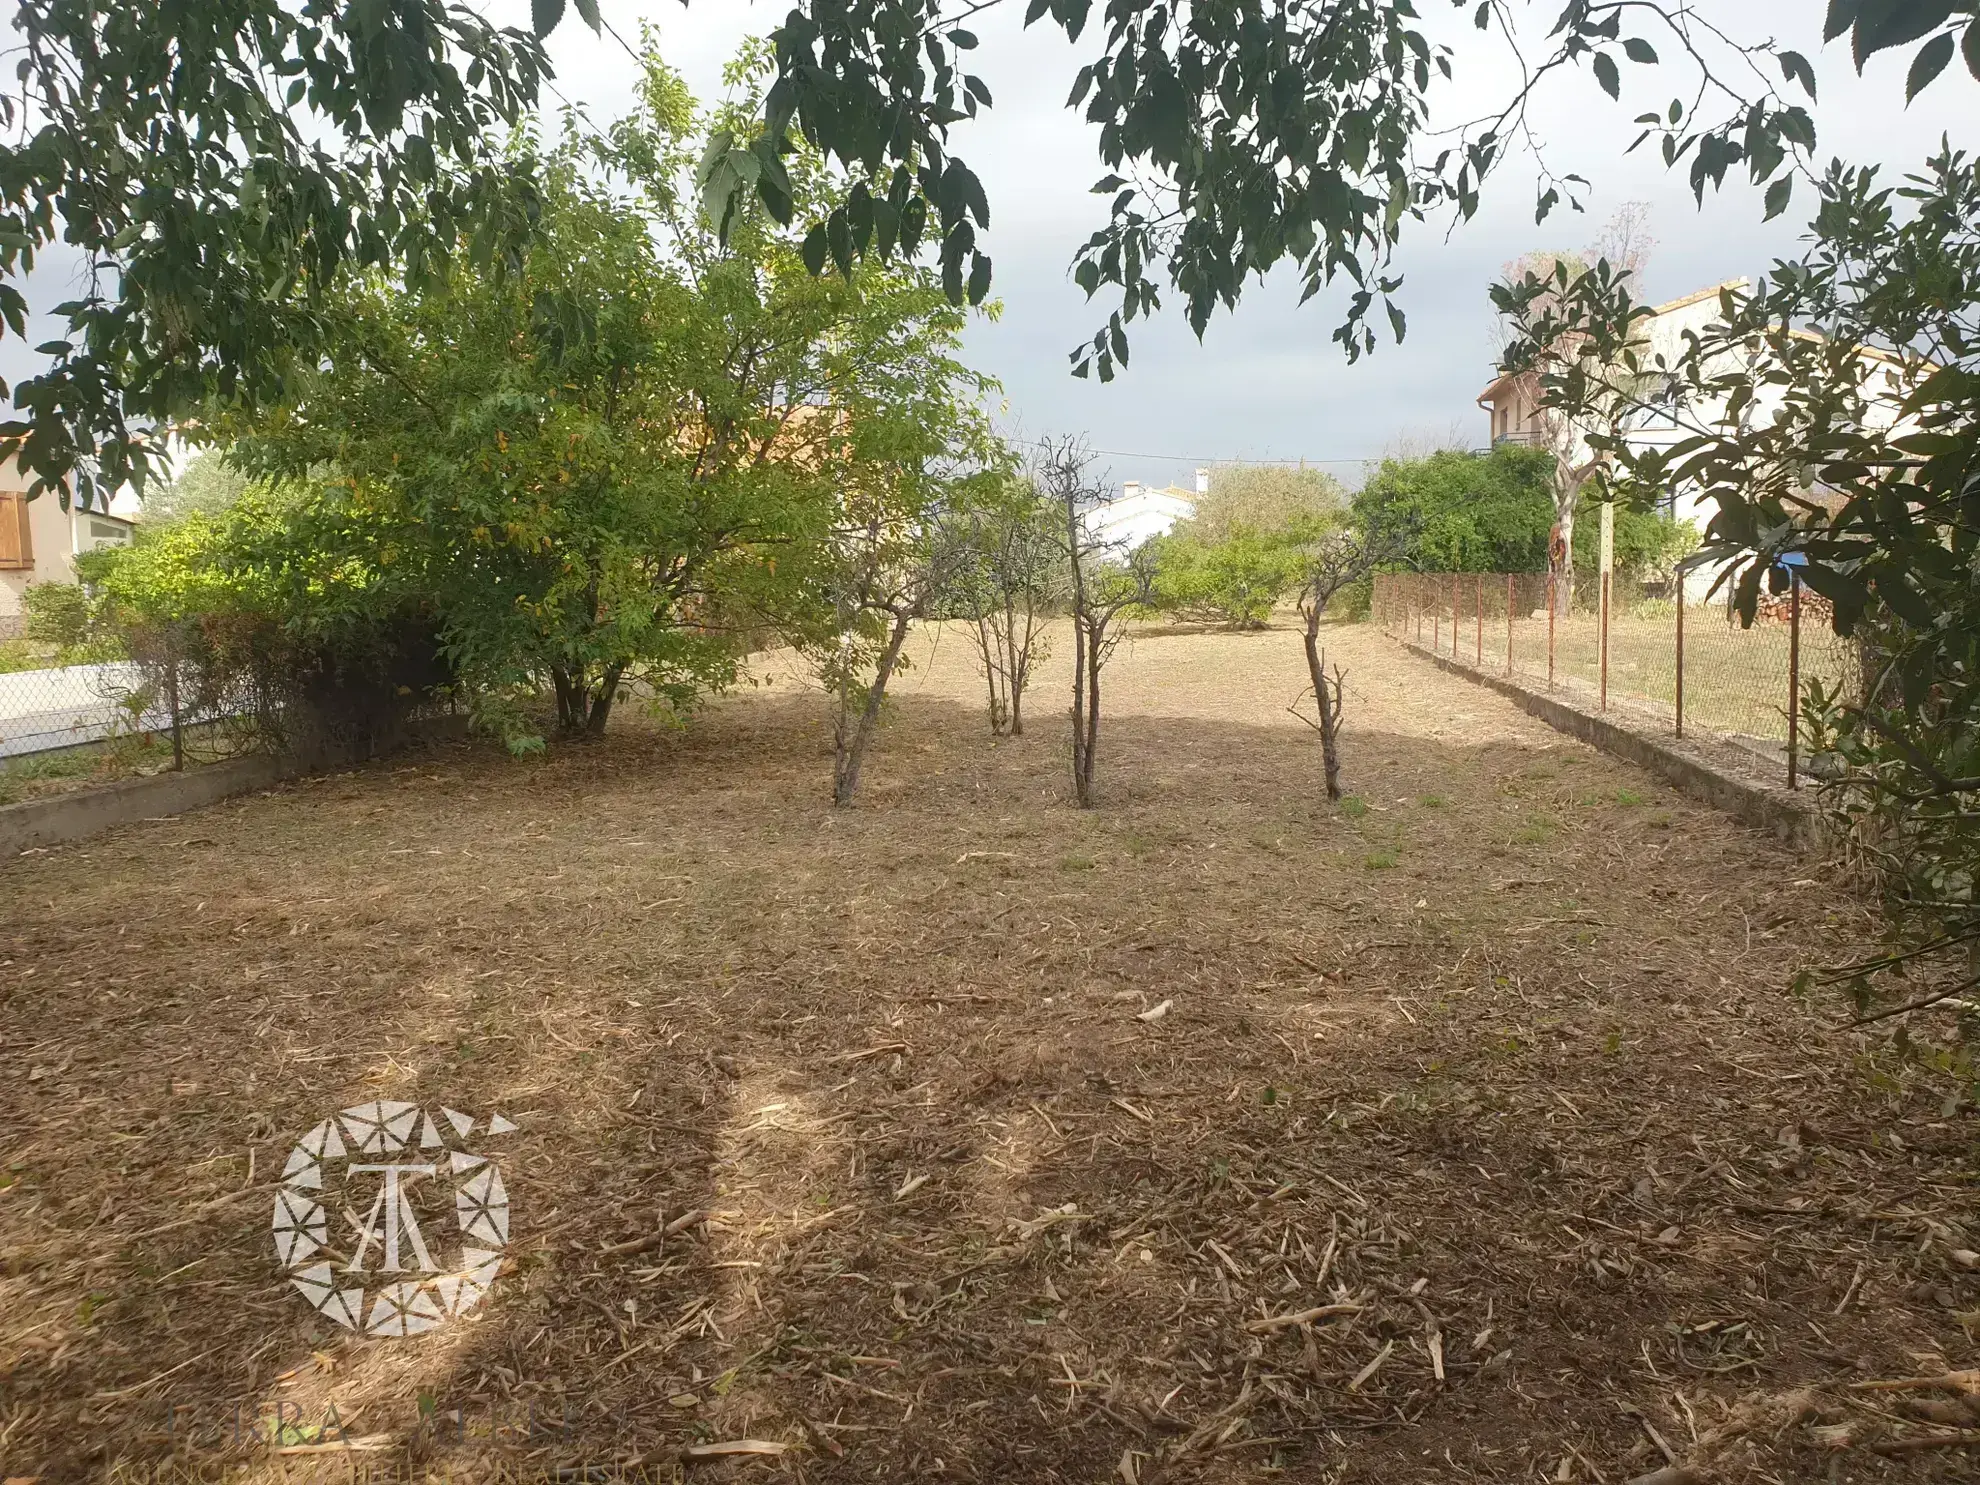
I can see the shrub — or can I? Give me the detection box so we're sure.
[1147,527,1302,627]
[1193,465,1345,541]
[1329,571,1373,620]
[20,582,90,648]
[1352,444,1692,580]
[87,490,453,759]
[1352,445,1556,573]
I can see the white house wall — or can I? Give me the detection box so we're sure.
[1082,489,1197,554]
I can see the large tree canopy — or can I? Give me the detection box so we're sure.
[102,47,999,756]
[710,1,1979,378]
[3,1,1974,501]
[0,0,560,504]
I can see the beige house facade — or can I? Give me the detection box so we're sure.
[0,459,140,634]
[1475,279,1910,599]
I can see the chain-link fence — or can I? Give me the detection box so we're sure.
[1373,570,1859,786]
[0,657,177,760]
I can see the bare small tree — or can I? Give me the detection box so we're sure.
[822,498,973,808]
[951,474,1061,736]
[1046,439,1153,808]
[1290,522,1403,800]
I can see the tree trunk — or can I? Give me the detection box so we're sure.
[1303,613,1344,801]
[1067,492,1091,804]
[552,666,582,733]
[833,610,913,808]
[1552,465,1592,618]
[975,615,1008,734]
[584,664,623,737]
[1004,597,1026,736]
[1077,631,1103,807]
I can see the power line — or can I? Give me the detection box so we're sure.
[1095,449,1371,465]
[1021,438,1374,466]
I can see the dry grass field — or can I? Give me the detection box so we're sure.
[3,620,1977,1484]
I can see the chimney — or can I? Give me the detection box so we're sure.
[1121,480,1143,501]
[1194,468,1210,496]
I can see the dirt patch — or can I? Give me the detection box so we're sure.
[2,620,1976,1483]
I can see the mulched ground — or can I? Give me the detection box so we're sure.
[3,619,1976,1485]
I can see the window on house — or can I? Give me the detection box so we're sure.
[0,492,32,570]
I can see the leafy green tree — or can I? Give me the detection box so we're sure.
[0,0,562,505]
[7,1,1971,501]
[1496,140,1980,1026]
[215,50,996,758]
[1143,467,1343,628]
[146,451,255,523]
[702,2,1972,376]
[1352,443,1684,580]
[87,485,445,755]
[946,472,1063,735]
[1145,526,1304,629]
[1353,445,1555,573]
[1194,465,1345,542]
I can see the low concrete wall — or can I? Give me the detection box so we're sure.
[1,755,289,854]
[1399,638,1825,853]
[1,717,468,856]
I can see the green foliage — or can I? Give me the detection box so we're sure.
[20,581,90,649]
[87,486,449,755]
[1498,140,1980,1025]
[146,451,255,523]
[11,0,1966,496]
[1,0,552,506]
[1195,466,1345,542]
[151,49,997,759]
[1144,465,1350,628]
[1571,501,1697,579]
[0,640,45,675]
[1146,525,1304,628]
[0,747,109,807]
[1351,445,1687,577]
[707,1,1864,376]
[89,490,420,643]
[944,473,1062,735]
[1352,446,1556,573]
[1330,573,1374,621]
[11,574,124,665]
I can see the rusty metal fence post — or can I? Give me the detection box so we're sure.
[1474,574,1482,666]
[1787,570,1801,789]
[1674,582,1685,739]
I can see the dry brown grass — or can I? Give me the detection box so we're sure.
[3,620,1977,1484]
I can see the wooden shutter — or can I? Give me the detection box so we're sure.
[0,492,33,570]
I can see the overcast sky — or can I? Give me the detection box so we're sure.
[6,2,1972,493]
